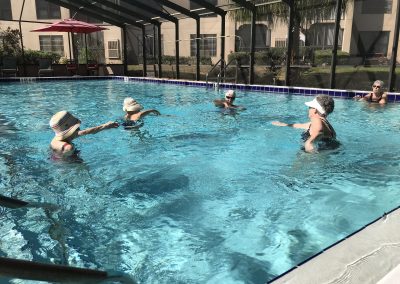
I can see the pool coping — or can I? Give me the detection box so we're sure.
[269,205,400,283]
[1,75,400,102]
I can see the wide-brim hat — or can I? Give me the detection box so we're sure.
[49,110,81,141]
[305,98,325,115]
[123,97,143,113]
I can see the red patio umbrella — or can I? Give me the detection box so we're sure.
[31,19,107,62]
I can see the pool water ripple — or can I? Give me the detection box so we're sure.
[1,80,400,283]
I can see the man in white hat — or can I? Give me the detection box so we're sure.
[272,95,337,153]
[213,90,246,110]
[49,110,118,156]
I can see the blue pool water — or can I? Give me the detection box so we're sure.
[0,80,400,283]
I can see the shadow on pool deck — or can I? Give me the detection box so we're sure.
[270,207,400,284]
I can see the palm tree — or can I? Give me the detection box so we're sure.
[229,0,349,64]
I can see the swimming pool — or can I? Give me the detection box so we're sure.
[1,79,400,283]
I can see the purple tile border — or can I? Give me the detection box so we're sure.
[1,76,399,103]
[121,77,400,103]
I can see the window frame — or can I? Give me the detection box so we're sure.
[361,0,392,14]
[35,0,61,20]
[39,35,64,56]
[190,34,217,57]
[0,0,12,20]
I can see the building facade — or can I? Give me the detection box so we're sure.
[0,0,399,65]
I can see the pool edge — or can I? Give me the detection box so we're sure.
[0,76,398,103]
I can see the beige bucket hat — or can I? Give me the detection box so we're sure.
[123,97,143,113]
[49,110,81,141]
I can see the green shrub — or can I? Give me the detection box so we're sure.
[0,27,21,56]
[228,52,249,65]
[21,49,61,64]
[228,49,286,66]
[314,49,349,65]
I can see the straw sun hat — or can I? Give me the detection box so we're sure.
[123,97,143,113]
[49,111,81,141]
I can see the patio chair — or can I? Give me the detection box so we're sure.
[38,58,54,77]
[86,60,98,76]
[1,57,18,77]
[66,59,79,75]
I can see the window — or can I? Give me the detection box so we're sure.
[39,35,64,56]
[275,39,287,48]
[190,34,216,57]
[362,0,392,14]
[108,40,120,59]
[358,31,389,56]
[236,24,271,51]
[0,0,12,20]
[35,0,61,19]
[75,32,105,63]
[307,23,343,49]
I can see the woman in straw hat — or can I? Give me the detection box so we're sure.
[122,97,160,128]
[214,90,246,110]
[49,110,118,156]
[272,95,338,153]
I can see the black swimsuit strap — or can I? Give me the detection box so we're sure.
[368,92,382,102]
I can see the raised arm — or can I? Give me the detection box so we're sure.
[78,121,119,136]
[272,121,311,129]
[137,109,160,120]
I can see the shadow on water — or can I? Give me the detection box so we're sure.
[168,132,220,142]
[229,252,274,284]
[286,228,321,268]
[113,169,190,197]
[0,114,17,137]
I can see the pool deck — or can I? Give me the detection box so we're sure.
[271,207,400,284]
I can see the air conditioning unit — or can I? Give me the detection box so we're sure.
[108,40,120,59]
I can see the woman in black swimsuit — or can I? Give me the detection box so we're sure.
[122,97,160,129]
[355,80,387,104]
[272,95,337,153]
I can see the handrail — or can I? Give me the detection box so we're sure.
[0,257,136,283]
[217,57,237,83]
[206,58,224,87]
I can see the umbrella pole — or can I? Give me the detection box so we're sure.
[85,34,88,75]
[68,32,72,60]
[85,34,88,64]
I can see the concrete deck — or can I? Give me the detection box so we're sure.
[271,207,400,284]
